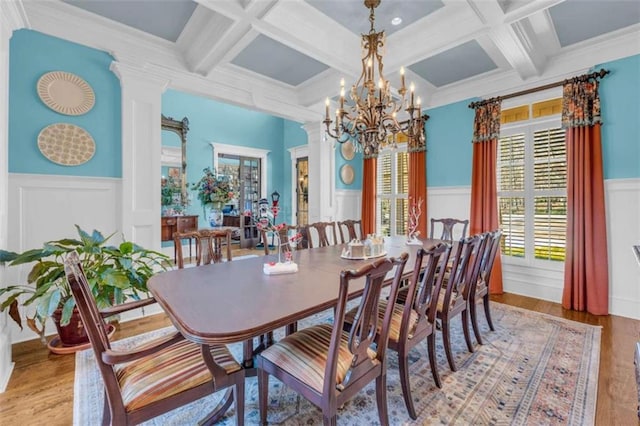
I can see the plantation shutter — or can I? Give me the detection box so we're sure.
[498,133,525,257]
[533,127,566,261]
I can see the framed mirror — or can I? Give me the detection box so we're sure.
[161,115,189,207]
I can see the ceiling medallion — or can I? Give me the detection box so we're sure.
[323,0,427,158]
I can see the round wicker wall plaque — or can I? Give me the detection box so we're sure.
[37,123,96,166]
[340,164,355,185]
[37,71,95,116]
[341,141,355,160]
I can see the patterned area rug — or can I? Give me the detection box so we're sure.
[74,303,600,425]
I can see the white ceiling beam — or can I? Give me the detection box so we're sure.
[254,0,362,75]
[528,9,562,57]
[191,0,280,75]
[196,0,360,75]
[177,5,236,74]
[384,2,486,69]
[468,0,546,80]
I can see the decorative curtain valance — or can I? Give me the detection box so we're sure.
[562,80,601,128]
[408,127,427,153]
[472,100,501,143]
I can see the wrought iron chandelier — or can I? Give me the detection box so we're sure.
[323,0,428,158]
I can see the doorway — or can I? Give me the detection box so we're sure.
[218,153,261,248]
[296,157,309,226]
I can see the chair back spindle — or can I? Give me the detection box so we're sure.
[430,218,469,242]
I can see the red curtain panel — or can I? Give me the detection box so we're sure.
[470,100,504,294]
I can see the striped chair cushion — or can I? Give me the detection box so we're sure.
[345,299,419,343]
[259,323,375,394]
[436,289,461,313]
[116,338,241,411]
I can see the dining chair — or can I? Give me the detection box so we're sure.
[260,225,300,256]
[173,229,232,268]
[344,243,451,419]
[436,233,484,372]
[257,253,409,426]
[469,230,502,345]
[199,228,233,263]
[63,252,245,426]
[430,218,469,242]
[337,219,362,243]
[173,230,202,269]
[306,221,338,248]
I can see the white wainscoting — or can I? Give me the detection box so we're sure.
[5,174,163,344]
[427,180,640,319]
[605,178,640,319]
[334,189,361,223]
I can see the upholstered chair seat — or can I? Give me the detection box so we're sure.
[116,338,241,411]
[260,324,376,393]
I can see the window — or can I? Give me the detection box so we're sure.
[376,147,408,237]
[498,98,567,263]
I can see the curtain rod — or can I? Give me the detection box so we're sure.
[468,68,610,109]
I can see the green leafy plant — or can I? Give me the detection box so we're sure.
[0,225,168,342]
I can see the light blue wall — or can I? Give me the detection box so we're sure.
[425,98,477,187]
[8,30,121,177]
[597,54,640,179]
[162,89,291,227]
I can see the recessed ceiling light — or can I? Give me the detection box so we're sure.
[391,17,402,26]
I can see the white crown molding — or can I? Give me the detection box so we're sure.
[1,0,29,35]
[110,62,170,93]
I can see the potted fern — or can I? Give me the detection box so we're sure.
[0,225,168,346]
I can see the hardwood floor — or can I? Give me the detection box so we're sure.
[1,293,638,425]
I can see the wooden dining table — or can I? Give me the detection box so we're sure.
[147,236,444,423]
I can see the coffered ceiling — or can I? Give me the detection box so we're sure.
[12,0,640,122]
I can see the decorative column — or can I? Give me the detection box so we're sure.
[304,121,335,223]
[110,62,169,250]
[0,1,27,391]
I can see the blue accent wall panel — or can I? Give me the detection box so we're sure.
[426,99,477,187]
[335,143,363,190]
[9,30,121,177]
[598,54,640,179]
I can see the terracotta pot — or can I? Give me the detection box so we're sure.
[51,308,89,347]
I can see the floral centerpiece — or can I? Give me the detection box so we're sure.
[191,167,233,207]
[191,167,233,226]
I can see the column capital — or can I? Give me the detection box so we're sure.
[302,121,324,142]
[110,61,170,93]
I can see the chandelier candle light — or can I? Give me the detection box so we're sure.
[323,0,428,158]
